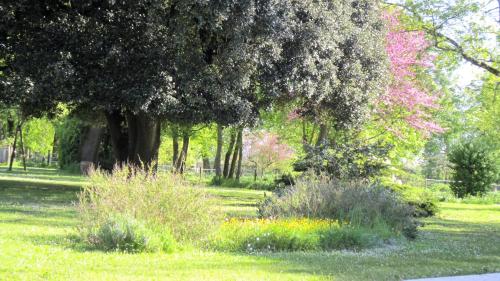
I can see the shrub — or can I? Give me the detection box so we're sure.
[448,142,497,198]
[383,182,438,217]
[274,173,296,190]
[78,166,222,251]
[259,177,418,239]
[87,215,175,253]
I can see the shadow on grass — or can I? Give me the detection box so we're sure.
[0,178,81,206]
[0,167,84,183]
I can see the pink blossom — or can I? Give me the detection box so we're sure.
[379,11,443,134]
[243,131,294,172]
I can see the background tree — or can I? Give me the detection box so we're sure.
[385,0,499,76]
[448,141,498,197]
[22,118,55,158]
[243,131,294,179]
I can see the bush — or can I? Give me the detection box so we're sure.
[88,215,175,253]
[78,166,222,251]
[274,173,295,190]
[259,176,418,239]
[383,182,438,217]
[209,218,390,252]
[448,142,497,198]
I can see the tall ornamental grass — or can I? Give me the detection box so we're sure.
[259,176,418,239]
[78,166,222,252]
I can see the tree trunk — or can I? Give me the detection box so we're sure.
[202,157,210,170]
[8,124,19,171]
[18,125,26,171]
[236,131,243,181]
[79,126,104,175]
[315,123,328,147]
[214,124,223,179]
[126,112,161,170]
[228,129,242,179]
[175,130,190,173]
[223,130,236,178]
[7,116,14,137]
[104,111,129,164]
[302,121,308,149]
[172,126,179,167]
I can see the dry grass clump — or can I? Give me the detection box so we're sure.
[78,165,222,251]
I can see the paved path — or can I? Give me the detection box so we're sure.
[406,273,500,281]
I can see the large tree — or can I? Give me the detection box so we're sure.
[0,1,270,168]
[1,0,389,170]
[262,0,388,144]
[1,1,175,167]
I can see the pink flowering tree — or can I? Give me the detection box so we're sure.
[379,11,444,136]
[243,131,294,177]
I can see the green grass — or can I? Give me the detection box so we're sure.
[0,168,499,280]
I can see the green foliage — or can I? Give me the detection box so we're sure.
[78,166,222,246]
[88,214,175,253]
[294,140,391,179]
[22,118,54,154]
[259,177,418,239]
[382,182,439,218]
[274,173,296,190]
[56,117,83,169]
[448,142,498,198]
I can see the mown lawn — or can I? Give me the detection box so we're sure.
[0,168,499,281]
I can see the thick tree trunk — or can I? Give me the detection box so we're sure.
[171,126,179,167]
[223,130,236,178]
[8,124,19,171]
[214,124,223,179]
[126,112,161,169]
[79,126,104,175]
[315,123,328,147]
[228,129,242,179]
[105,110,161,170]
[104,111,129,164]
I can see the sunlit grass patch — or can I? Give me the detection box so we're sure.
[209,218,335,252]
[208,218,398,252]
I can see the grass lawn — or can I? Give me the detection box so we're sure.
[0,168,499,281]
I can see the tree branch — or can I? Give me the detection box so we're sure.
[430,30,500,77]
